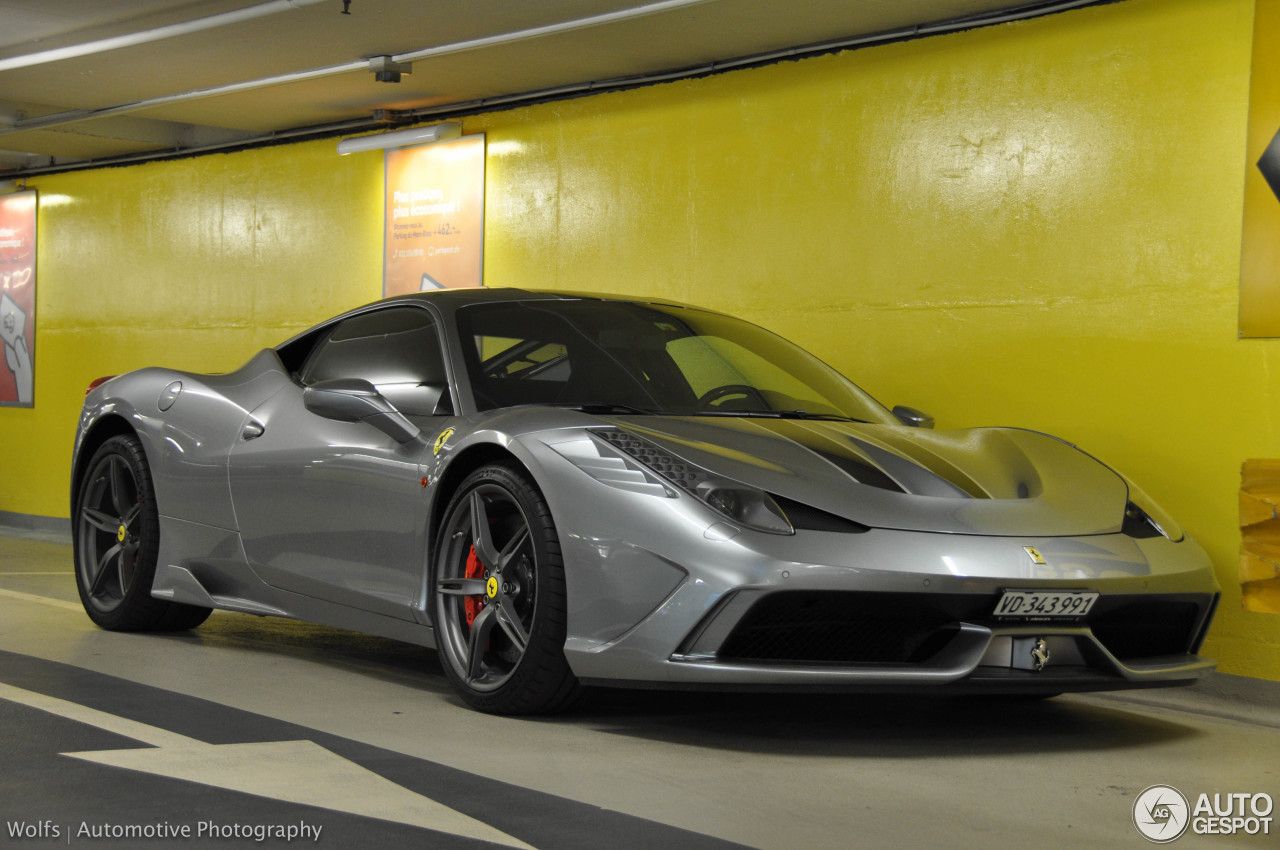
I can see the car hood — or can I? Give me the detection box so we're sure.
[601,416,1130,537]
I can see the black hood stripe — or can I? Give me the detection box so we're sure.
[725,418,901,492]
[842,435,974,499]
[752,419,973,498]
[798,445,903,493]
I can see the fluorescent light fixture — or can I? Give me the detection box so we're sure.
[336,121,462,155]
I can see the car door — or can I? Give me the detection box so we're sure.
[228,305,452,620]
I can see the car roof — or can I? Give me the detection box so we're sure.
[272,287,706,354]
[383,286,698,312]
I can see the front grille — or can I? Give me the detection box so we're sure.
[712,591,1214,667]
[717,592,965,664]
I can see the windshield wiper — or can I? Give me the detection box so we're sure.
[692,410,866,423]
[536,402,660,415]
[518,403,864,421]
[774,410,867,422]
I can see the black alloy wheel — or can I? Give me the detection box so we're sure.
[73,434,210,631]
[431,462,581,714]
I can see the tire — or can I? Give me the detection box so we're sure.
[430,462,583,714]
[73,434,212,632]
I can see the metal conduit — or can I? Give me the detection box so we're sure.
[0,0,717,136]
[0,0,331,73]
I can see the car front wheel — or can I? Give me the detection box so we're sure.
[430,462,582,714]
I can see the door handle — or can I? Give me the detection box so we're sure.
[241,419,265,440]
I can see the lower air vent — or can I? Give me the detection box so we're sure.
[717,592,958,664]
[1087,599,1202,660]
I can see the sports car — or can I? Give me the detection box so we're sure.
[71,288,1219,714]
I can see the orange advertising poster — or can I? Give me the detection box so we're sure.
[0,190,36,407]
[384,134,485,295]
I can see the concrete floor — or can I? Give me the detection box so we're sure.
[2,528,1278,849]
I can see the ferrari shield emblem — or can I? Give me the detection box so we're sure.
[433,428,455,456]
[1023,546,1046,565]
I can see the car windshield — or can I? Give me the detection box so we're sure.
[456,299,896,423]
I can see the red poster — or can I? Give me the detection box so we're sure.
[384,134,485,295]
[0,190,35,407]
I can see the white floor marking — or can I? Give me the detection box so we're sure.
[0,571,74,575]
[0,682,199,748]
[0,682,534,849]
[0,587,89,612]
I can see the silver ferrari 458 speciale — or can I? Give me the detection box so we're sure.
[71,288,1219,713]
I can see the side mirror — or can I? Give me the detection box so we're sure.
[303,378,422,444]
[891,405,934,429]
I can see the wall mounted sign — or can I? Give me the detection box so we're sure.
[0,189,35,407]
[383,134,485,296]
[1241,0,1280,337]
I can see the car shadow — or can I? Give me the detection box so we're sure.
[558,687,1203,757]
[165,612,1202,758]
[159,611,451,694]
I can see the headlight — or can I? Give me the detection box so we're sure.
[589,428,794,535]
[1122,484,1184,542]
[1049,439,1187,543]
[694,482,794,535]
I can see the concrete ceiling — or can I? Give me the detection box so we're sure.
[0,0,1088,176]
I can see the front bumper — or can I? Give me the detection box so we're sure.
[556,521,1218,693]
[527,430,1220,693]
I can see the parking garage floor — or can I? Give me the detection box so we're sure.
[2,528,1278,849]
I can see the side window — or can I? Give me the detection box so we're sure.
[300,307,450,416]
[276,326,328,377]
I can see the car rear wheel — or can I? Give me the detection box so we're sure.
[430,462,582,714]
[73,434,211,631]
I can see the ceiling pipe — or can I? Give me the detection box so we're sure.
[3,61,368,134]
[0,0,331,74]
[0,0,716,137]
[394,0,717,63]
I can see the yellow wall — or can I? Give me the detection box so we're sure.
[5,0,1277,679]
[4,142,388,519]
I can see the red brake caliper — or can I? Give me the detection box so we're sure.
[464,545,485,627]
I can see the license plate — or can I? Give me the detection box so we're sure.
[993,589,1098,621]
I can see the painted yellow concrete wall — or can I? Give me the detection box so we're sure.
[4,0,1277,678]
[2,143,387,523]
